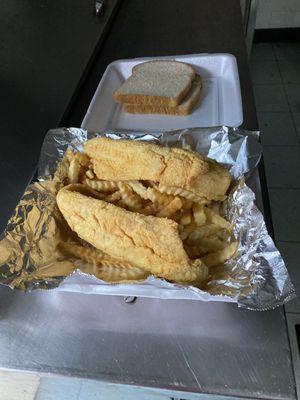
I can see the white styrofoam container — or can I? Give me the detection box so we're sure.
[81,53,243,131]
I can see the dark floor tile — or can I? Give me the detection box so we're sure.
[251,43,275,61]
[285,84,300,114]
[263,146,300,188]
[293,112,300,141]
[274,43,300,61]
[293,112,300,125]
[276,242,300,313]
[279,61,300,84]
[258,112,299,145]
[269,189,300,242]
[250,60,281,84]
[253,84,289,112]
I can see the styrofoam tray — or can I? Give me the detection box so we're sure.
[81,53,243,131]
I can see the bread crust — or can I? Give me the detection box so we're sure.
[113,80,192,107]
[123,77,202,115]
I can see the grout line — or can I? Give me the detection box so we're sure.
[277,240,300,243]
[267,187,300,190]
[253,83,285,86]
[275,240,300,244]
[268,187,300,191]
[262,144,300,147]
[286,311,300,316]
[263,144,300,148]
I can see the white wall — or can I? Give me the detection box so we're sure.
[255,0,300,29]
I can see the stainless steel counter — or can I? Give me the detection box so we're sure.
[0,284,295,399]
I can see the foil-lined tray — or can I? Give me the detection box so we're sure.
[0,126,295,310]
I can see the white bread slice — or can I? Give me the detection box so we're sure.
[124,76,202,115]
[113,60,196,107]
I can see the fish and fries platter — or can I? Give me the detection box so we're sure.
[0,56,295,310]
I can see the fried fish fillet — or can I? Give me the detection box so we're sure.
[56,185,207,283]
[84,137,231,201]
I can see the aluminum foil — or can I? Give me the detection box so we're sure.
[0,126,295,310]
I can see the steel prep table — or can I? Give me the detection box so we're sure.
[0,0,296,399]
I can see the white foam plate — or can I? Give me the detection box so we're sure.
[82,53,243,131]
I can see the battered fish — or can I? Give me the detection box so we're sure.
[84,137,231,201]
[56,185,208,283]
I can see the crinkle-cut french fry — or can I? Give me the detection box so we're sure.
[79,180,110,200]
[200,242,238,267]
[95,264,149,283]
[200,236,229,251]
[65,148,75,163]
[182,199,193,210]
[156,197,183,218]
[74,152,90,166]
[85,169,95,179]
[128,181,174,206]
[104,190,122,203]
[138,203,160,215]
[117,182,143,210]
[58,242,148,282]
[170,210,181,223]
[68,151,91,183]
[146,187,173,205]
[58,241,104,259]
[186,224,220,243]
[128,181,148,200]
[68,157,81,183]
[180,209,192,226]
[179,224,197,240]
[193,204,206,226]
[158,184,209,204]
[85,178,119,192]
[185,245,208,259]
[216,228,231,241]
[204,208,232,230]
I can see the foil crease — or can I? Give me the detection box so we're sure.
[0,126,295,310]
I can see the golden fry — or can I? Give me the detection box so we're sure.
[200,236,229,251]
[147,187,173,205]
[205,208,232,230]
[185,245,208,258]
[68,157,81,183]
[65,148,75,163]
[58,242,149,282]
[85,169,95,179]
[74,152,90,167]
[182,199,193,210]
[186,224,220,243]
[117,182,143,210]
[128,181,149,200]
[138,203,160,215]
[193,204,206,226]
[104,190,122,203]
[156,197,183,218]
[85,178,119,192]
[158,184,209,204]
[200,242,238,267]
[180,209,192,225]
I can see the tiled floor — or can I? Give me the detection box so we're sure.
[251,43,300,323]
